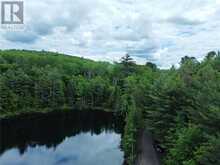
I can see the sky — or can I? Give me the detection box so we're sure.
[0,0,220,68]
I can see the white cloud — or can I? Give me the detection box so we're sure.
[0,0,220,68]
[0,132,124,165]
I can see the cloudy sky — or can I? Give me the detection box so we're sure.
[1,0,220,68]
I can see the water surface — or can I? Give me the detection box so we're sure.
[0,110,124,165]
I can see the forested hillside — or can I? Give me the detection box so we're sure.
[0,50,219,165]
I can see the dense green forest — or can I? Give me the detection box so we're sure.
[0,50,219,165]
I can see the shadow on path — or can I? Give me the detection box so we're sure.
[135,129,160,165]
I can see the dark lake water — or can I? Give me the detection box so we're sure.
[0,110,125,165]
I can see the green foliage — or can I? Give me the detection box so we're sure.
[122,97,142,165]
[193,135,220,165]
[165,125,203,165]
[120,54,136,76]
[145,62,157,71]
[0,50,117,115]
[0,49,219,165]
[143,51,220,165]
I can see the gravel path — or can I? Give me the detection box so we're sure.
[135,130,160,165]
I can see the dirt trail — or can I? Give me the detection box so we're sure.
[135,130,160,165]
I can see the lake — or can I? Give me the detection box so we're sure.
[0,110,125,165]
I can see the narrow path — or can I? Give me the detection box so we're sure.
[135,129,160,165]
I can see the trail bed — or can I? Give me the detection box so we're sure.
[135,130,160,165]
